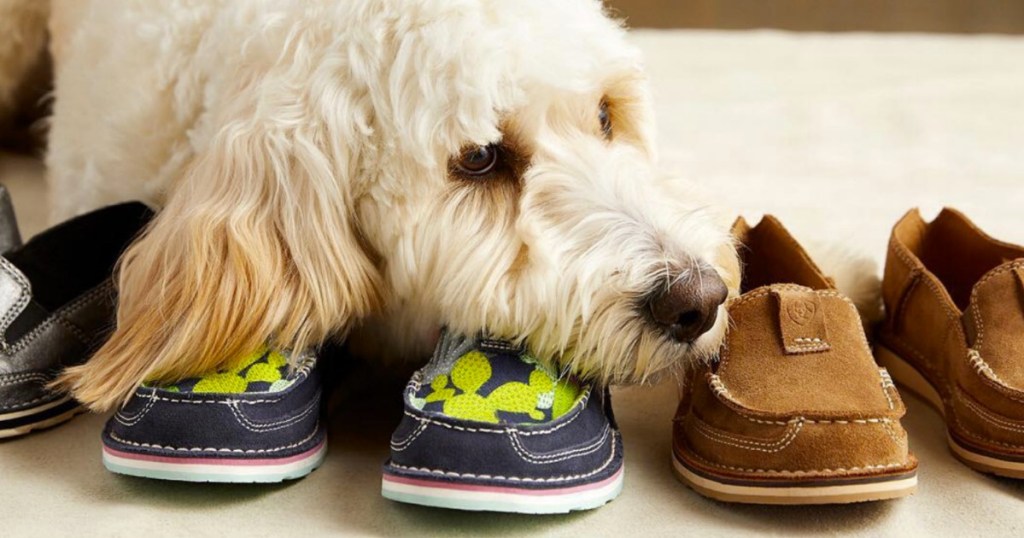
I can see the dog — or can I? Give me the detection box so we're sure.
[1,0,741,410]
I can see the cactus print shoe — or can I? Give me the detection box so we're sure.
[381,331,624,514]
[101,349,326,483]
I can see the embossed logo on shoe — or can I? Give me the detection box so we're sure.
[786,298,818,326]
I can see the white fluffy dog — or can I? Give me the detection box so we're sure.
[2,0,740,410]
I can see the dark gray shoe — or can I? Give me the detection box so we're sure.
[381,331,624,513]
[0,190,152,438]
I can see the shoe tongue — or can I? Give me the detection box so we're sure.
[717,284,892,415]
[963,261,1024,389]
[411,330,582,424]
[773,287,831,355]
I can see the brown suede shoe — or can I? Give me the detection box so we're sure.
[672,216,918,504]
[876,208,1024,478]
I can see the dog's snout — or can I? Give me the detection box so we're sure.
[647,264,728,344]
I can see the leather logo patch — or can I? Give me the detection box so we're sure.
[786,299,817,326]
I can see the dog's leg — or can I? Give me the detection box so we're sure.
[53,22,386,408]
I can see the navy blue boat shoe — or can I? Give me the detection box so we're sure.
[0,189,152,438]
[101,349,327,483]
[382,331,624,514]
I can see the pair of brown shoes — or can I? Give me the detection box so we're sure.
[674,209,1024,505]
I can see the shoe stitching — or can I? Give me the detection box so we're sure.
[0,257,31,344]
[386,433,619,484]
[3,281,115,355]
[54,316,91,346]
[949,408,1024,451]
[963,261,1024,410]
[0,394,61,411]
[965,349,1024,403]
[0,372,49,386]
[106,421,321,454]
[884,239,1024,438]
[690,416,803,453]
[507,425,610,464]
[955,387,1024,434]
[707,374,895,426]
[399,389,591,437]
[680,447,911,476]
[226,391,320,432]
[113,391,158,426]
[389,419,429,452]
[886,345,1024,449]
[879,369,897,411]
[720,286,876,378]
[970,260,1024,352]
[880,420,905,444]
[967,349,1008,387]
[726,286,843,310]
[782,342,831,354]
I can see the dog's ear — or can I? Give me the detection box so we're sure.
[56,114,383,410]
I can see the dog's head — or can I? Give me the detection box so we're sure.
[353,1,740,383]
[61,0,740,409]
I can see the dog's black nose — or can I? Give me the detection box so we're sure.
[647,265,728,344]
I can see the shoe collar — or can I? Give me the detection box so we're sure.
[731,215,833,294]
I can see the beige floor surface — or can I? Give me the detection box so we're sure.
[2,30,1024,537]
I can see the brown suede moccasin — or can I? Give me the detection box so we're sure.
[876,208,1024,478]
[672,216,918,504]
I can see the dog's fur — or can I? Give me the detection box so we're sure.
[3,0,741,411]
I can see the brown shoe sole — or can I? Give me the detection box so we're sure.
[672,447,918,505]
[876,345,1024,479]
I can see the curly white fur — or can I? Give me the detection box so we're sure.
[4,0,740,409]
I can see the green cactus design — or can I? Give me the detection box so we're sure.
[143,348,299,394]
[425,350,578,424]
[189,349,290,394]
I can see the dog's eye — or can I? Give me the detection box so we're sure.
[599,100,612,139]
[456,145,499,175]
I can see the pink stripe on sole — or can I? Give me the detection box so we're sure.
[382,466,623,496]
[103,439,325,467]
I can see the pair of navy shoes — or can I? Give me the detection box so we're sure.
[0,193,623,514]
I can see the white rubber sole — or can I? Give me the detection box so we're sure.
[876,345,1024,478]
[0,396,84,439]
[102,439,327,483]
[672,454,917,505]
[381,467,624,514]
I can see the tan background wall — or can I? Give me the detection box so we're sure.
[606,0,1024,33]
